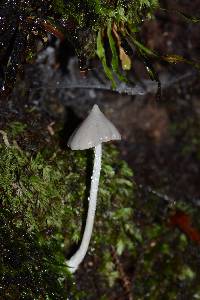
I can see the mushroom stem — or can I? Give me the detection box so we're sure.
[67,144,102,273]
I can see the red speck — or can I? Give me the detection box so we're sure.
[169,210,200,244]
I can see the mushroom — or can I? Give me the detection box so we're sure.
[67,104,121,273]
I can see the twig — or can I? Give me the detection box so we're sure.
[0,130,10,147]
[138,184,200,208]
[29,70,196,96]
[111,246,133,300]
[41,21,65,41]
[26,16,65,41]
[47,122,55,136]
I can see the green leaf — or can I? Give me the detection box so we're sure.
[132,36,200,72]
[107,21,127,82]
[115,178,133,187]
[96,30,116,88]
[116,239,125,255]
[162,54,200,70]
[160,8,200,24]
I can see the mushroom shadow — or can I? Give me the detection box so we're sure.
[59,106,81,149]
[67,149,94,257]
[61,107,94,257]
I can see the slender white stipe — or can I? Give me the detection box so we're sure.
[67,104,121,273]
[67,144,102,273]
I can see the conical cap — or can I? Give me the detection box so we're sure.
[68,104,121,150]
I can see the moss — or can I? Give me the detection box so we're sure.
[2,0,199,95]
[1,122,200,299]
[52,0,158,26]
[0,125,135,298]
[48,0,159,66]
[0,209,72,300]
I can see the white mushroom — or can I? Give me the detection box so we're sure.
[67,104,121,273]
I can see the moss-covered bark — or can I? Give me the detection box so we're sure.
[0,125,135,299]
[0,0,159,95]
[0,122,200,300]
[1,121,200,299]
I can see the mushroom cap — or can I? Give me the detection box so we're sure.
[68,104,121,150]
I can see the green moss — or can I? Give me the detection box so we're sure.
[0,132,134,233]
[3,1,200,93]
[8,121,27,137]
[51,0,159,81]
[0,209,72,299]
[0,126,135,298]
[1,123,200,299]
[52,0,158,26]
